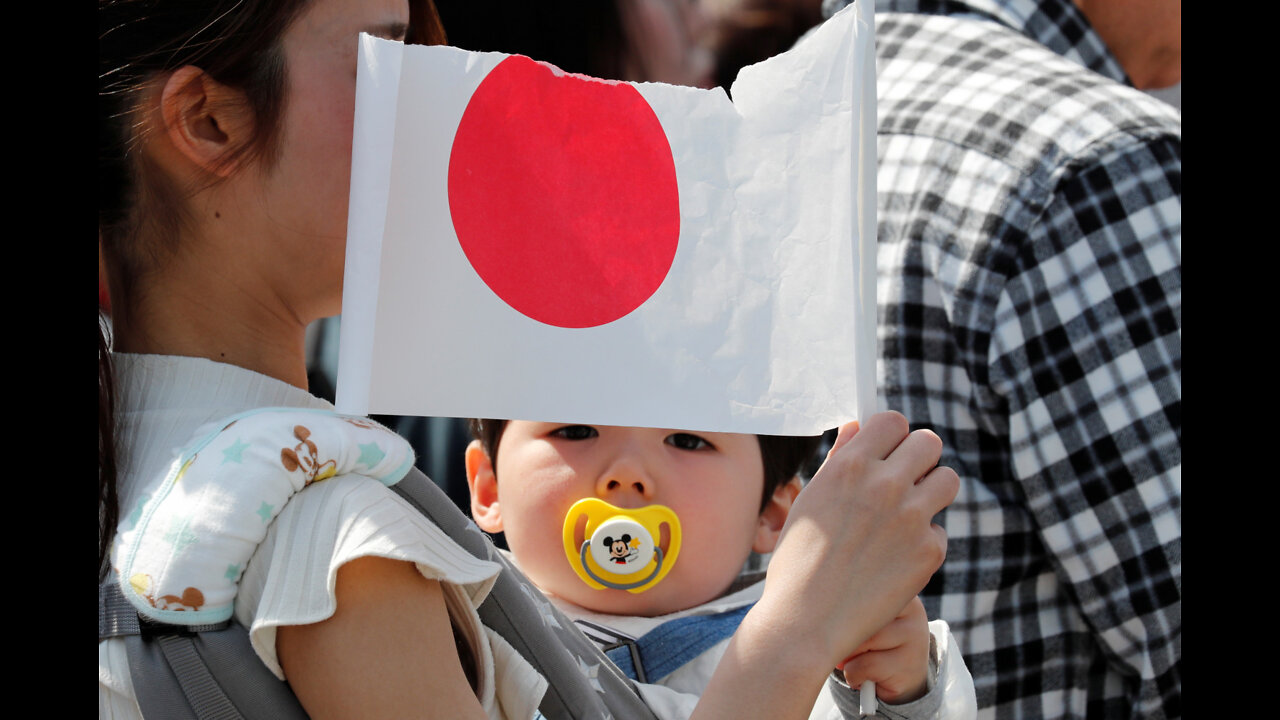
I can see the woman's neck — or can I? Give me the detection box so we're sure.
[113,259,313,390]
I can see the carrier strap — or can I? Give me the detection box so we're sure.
[100,581,141,639]
[99,580,306,720]
[100,583,230,639]
[156,634,246,720]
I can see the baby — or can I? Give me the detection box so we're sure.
[465,417,975,719]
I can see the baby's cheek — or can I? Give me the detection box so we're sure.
[677,528,750,601]
[508,500,581,588]
[505,525,564,588]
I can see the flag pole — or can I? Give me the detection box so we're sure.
[851,0,879,714]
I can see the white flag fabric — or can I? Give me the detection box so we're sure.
[337,2,878,435]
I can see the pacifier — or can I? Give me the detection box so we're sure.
[562,498,682,593]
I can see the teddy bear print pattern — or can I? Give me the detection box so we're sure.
[114,408,415,625]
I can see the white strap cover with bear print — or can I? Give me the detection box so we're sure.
[114,408,415,625]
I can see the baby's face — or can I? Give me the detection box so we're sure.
[470,422,777,617]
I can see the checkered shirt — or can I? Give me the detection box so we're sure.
[868,0,1182,717]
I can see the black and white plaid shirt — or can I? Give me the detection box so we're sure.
[866,0,1181,717]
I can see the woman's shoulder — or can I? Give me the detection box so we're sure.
[239,472,505,679]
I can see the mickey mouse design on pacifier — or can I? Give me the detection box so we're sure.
[562,498,682,593]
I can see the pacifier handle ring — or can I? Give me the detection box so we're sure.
[579,542,665,591]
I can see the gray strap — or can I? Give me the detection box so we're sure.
[120,620,309,720]
[100,581,140,639]
[99,579,244,720]
[100,581,232,637]
[157,635,246,720]
[102,578,307,720]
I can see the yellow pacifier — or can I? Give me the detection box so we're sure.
[562,498,682,593]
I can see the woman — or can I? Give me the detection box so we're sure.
[98,0,957,717]
[98,1,503,715]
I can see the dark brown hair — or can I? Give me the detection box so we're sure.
[704,0,820,92]
[469,419,821,512]
[97,0,445,577]
[99,317,118,581]
[432,0,629,80]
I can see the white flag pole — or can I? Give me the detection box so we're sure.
[850,0,879,715]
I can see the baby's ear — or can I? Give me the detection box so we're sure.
[753,476,801,554]
[466,440,504,533]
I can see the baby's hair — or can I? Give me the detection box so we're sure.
[469,419,822,512]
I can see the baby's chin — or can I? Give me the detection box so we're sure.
[505,548,739,618]
[545,576,727,618]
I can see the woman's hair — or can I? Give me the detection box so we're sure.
[469,419,822,512]
[704,0,819,92]
[432,0,629,79]
[99,317,118,581]
[97,0,445,578]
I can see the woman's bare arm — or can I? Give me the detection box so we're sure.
[278,556,489,720]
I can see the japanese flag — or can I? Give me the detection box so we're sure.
[337,2,877,435]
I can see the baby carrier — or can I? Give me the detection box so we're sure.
[99,409,658,720]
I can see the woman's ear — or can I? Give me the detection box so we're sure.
[753,476,801,554]
[159,66,254,178]
[465,440,504,533]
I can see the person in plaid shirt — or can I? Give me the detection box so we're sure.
[857,0,1181,717]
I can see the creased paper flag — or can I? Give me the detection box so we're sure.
[337,2,877,435]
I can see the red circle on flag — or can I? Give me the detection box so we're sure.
[448,56,680,329]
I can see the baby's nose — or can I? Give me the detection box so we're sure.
[602,476,648,496]
[596,459,654,505]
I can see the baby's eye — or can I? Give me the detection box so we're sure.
[551,425,598,441]
[666,433,711,451]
